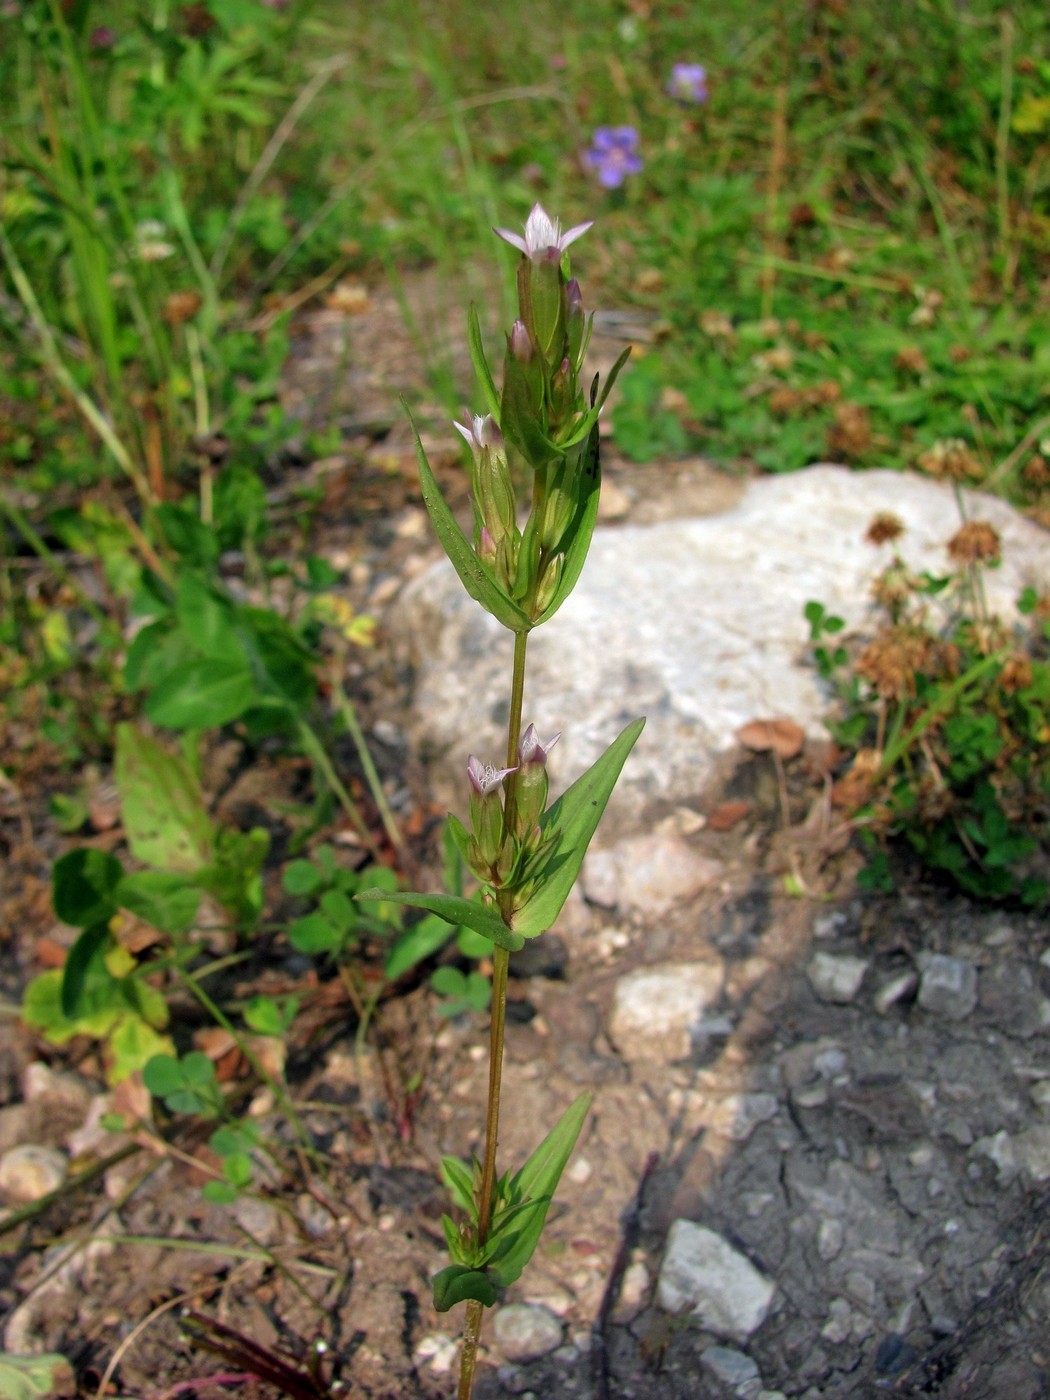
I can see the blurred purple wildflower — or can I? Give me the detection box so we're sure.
[88,25,117,50]
[583,127,643,190]
[667,63,708,105]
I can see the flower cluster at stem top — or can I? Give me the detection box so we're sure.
[455,203,605,621]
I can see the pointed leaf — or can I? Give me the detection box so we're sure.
[432,1265,497,1313]
[512,718,644,936]
[441,1156,477,1216]
[444,813,474,872]
[355,889,524,952]
[487,1092,592,1288]
[405,406,530,633]
[594,346,632,414]
[467,304,501,421]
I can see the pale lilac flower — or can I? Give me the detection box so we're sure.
[583,127,643,190]
[467,756,517,796]
[667,63,708,105]
[518,724,560,766]
[494,204,593,261]
[454,412,503,455]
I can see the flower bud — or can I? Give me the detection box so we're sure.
[565,279,586,369]
[467,756,517,869]
[514,725,559,837]
[533,554,563,614]
[540,481,575,553]
[510,318,533,363]
[476,435,516,543]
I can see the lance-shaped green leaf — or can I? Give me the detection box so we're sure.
[432,1265,497,1312]
[406,406,530,633]
[512,718,645,937]
[467,304,501,422]
[441,1156,478,1217]
[486,1091,592,1289]
[354,889,524,952]
[534,425,601,626]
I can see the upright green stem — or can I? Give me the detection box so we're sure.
[457,627,529,1400]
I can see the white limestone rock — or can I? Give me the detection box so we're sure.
[581,832,723,916]
[609,959,725,1062]
[918,954,978,1020]
[807,953,869,1005]
[657,1219,775,1341]
[493,1302,564,1362]
[388,466,1050,827]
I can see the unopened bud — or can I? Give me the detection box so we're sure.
[510,318,533,363]
[477,526,498,568]
[476,437,516,543]
[534,554,563,614]
[514,763,549,838]
[565,278,586,368]
[540,483,575,553]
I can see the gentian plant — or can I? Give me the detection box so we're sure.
[358,204,641,1396]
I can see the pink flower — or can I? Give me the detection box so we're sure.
[454,412,503,455]
[519,724,560,766]
[467,756,517,796]
[494,204,592,261]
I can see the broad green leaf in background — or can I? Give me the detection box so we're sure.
[115,725,215,874]
[0,1351,76,1400]
[60,923,111,1018]
[117,871,201,936]
[384,912,456,981]
[51,848,123,927]
[512,718,644,937]
[175,571,244,661]
[145,656,256,729]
